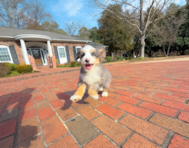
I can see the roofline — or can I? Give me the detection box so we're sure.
[0,35,14,38]
[0,35,92,43]
[52,38,92,43]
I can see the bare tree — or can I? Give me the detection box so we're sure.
[24,0,51,28]
[92,0,171,57]
[153,4,186,56]
[64,21,83,36]
[0,0,24,28]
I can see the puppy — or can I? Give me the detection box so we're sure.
[70,45,112,102]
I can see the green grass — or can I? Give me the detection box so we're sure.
[0,70,35,78]
[129,57,150,61]
[57,65,81,68]
[7,70,20,77]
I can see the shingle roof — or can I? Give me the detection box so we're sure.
[0,26,91,42]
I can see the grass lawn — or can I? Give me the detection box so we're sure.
[57,65,81,68]
[0,70,36,78]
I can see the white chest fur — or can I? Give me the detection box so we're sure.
[80,67,101,88]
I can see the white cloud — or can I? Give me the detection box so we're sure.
[52,0,83,17]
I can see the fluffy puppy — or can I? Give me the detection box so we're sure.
[70,45,112,102]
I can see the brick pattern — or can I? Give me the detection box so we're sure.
[0,60,189,147]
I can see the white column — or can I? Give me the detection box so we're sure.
[47,40,53,57]
[20,39,30,65]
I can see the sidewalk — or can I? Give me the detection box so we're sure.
[0,60,189,147]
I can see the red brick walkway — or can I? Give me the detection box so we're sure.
[0,61,189,148]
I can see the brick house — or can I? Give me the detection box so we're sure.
[0,27,106,69]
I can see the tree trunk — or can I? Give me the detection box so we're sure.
[140,34,145,57]
[139,0,145,57]
[121,51,123,57]
[163,45,167,57]
[167,43,171,56]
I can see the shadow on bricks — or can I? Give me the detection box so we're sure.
[0,88,39,148]
[56,91,90,111]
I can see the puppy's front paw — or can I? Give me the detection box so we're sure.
[102,92,108,97]
[70,95,81,102]
[91,95,99,100]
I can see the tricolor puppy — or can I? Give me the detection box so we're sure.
[70,45,112,102]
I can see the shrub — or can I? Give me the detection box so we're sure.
[5,63,16,71]
[125,57,133,60]
[105,56,112,62]
[0,63,11,77]
[15,65,33,73]
[116,55,122,60]
[77,62,81,67]
[71,61,77,67]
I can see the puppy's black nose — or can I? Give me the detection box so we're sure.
[85,58,89,63]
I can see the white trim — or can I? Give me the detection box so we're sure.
[0,45,14,63]
[75,46,82,53]
[0,35,92,43]
[14,34,52,41]
[20,39,30,65]
[57,46,67,64]
[0,36,14,38]
[75,46,82,62]
[47,40,53,57]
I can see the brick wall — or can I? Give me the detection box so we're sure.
[51,42,86,62]
[0,40,24,64]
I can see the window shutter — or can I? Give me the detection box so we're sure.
[73,46,77,61]
[53,46,60,64]
[9,44,19,65]
[65,45,70,62]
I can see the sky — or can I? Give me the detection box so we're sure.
[41,0,187,33]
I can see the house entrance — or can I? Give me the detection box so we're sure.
[31,49,42,65]
[27,47,48,66]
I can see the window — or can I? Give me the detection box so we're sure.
[0,45,13,63]
[76,46,81,53]
[57,46,66,58]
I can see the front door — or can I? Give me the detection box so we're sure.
[31,49,42,65]
[58,46,67,64]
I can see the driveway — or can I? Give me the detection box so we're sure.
[0,60,189,148]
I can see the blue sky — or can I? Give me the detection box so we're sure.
[41,0,187,32]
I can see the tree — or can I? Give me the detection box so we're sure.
[175,2,189,55]
[64,21,83,36]
[41,21,68,35]
[89,27,103,43]
[93,0,171,57]
[98,4,135,54]
[56,29,68,35]
[24,0,51,30]
[0,0,25,28]
[79,27,90,40]
[153,3,186,56]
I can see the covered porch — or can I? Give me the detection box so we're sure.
[14,34,55,69]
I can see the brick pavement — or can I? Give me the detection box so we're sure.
[0,60,189,148]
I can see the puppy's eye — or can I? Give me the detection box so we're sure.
[91,52,98,57]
